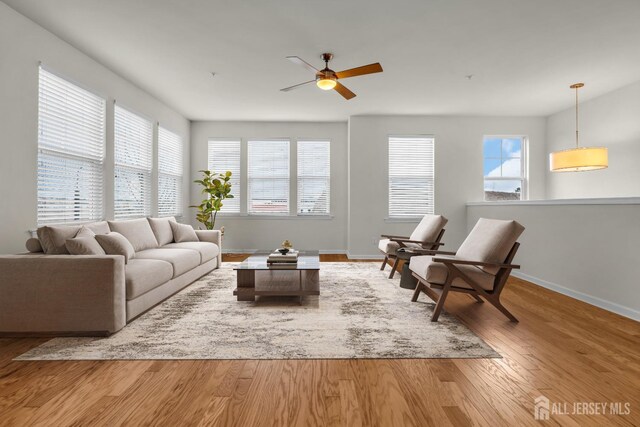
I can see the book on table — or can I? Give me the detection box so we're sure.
[267,250,299,264]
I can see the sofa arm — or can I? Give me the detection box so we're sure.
[195,230,222,267]
[0,255,126,336]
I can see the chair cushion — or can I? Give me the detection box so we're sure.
[37,225,82,254]
[108,218,159,252]
[135,248,200,278]
[95,232,135,263]
[147,217,176,246]
[163,242,219,264]
[409,214,448,243]
[170,221,199,243]
[66,236,106,256]
[456,218,525,274]
[125,259,174,300]
[409,255,495,291]
[378,238,421,255]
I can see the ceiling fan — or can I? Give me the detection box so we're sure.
[280,53,383,100]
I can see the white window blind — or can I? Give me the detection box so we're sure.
[158,127,183,217]
[114,105,152,219]
[297,140,330,215]
[37,67,106,225]
[247,140,289,215]
[208,140,241,213]
[388,136,435,217]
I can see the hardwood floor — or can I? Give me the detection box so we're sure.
[1,254,638,426]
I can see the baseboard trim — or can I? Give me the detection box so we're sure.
[346,252,385,260]
[512,271,640,322]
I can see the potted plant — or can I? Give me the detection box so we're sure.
[191,170,233,231]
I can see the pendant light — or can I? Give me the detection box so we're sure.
[549,83,608,172]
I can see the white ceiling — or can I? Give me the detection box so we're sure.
[4,0,640,121]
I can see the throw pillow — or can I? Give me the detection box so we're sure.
[169,221,199,243]
[66,237,106,256]
[75,226,96,238]
[36,225,82,254]
[95,232,135,263]
[108,218,159,252]
[25,238,43,253]
[147,217,176,246]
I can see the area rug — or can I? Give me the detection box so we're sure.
[16,262,499,360]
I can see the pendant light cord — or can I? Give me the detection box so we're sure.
[575,85,579,148]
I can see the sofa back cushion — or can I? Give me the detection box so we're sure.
[95,232,135,263]
[456,218,525,274]
[108,218,158,252]
[85,221,110,235]
[37,225,82,254]
[66,236,106,255]
[409,214,448,243]
[170,221,199,243]
[147,217,176,246]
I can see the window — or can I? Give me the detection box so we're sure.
[297,140,330,215]
[37,67,106,225]
[208,139,241,213]
[247,140,289,215]
[388,136,435,218]
[483,136,527,201]
[114,105,152,219]
[158,127,183,217]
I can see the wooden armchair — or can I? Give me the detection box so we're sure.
[378,214,448,279]
[409,218,525,322]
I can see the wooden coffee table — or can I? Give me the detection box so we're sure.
[232,250,320,301]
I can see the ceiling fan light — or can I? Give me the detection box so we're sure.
[549,147,608,172]
[316,77,337,90]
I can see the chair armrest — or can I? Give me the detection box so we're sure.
[195,229,222,267]
[380,234,409,239]
[0,255,126,335]
[390,238,444,247]
[410,249,457,256]
[432,256,520,269]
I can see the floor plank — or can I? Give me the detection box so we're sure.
[0,254,638,426]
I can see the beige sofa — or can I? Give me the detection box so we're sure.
[0,217,221,336]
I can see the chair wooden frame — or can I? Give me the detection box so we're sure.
[411,242,521,322]
[380,229,446,279]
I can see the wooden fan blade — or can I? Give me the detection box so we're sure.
[280,80,316,92]
[286,56,319,73]
[334,82,356,100]
[335,63,383,79]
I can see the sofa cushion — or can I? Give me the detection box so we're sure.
[76,226,96,238]
[85,221,110,235]
[125,259,173,300]
[409,214,448,244]
[134,248,200,278]
[378,238,420,255]
[409,255,495,291]
[37,225,82,254]
[25,238,43,253]
[95,232,135,264]
[163,242,219,264]
[169,221,198,243]
[108,218,159,252]
[148,217,176,246]
[66,237,106,255]
[456,218,525,275]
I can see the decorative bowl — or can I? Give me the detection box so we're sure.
[278,248,290,255]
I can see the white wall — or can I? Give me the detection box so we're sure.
[546,80,640,199]
[348,115,547,257]
[190,121,348,252]
[0,3,190,254]
[467,201,640,320]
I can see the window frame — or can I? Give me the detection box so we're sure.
[297,139,331,216]
[387,135,436,219]
[36,66,106,226]
[246,139,291,216]
[482,135,528,202]
[113,104,154,220]
[207,138,242,215]
[158,126,184,218]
